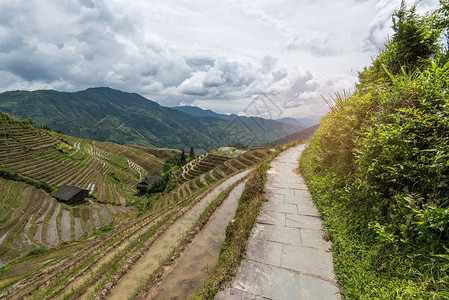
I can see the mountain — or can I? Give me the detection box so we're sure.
[172,106,228,119]
[276,116,321,127]
[296,116,321,127]
[270,124,320,145]
[173,105,316,142]
[0,88,301,150]
[276,117,303,127]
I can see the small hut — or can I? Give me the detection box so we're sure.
[136,174,160,195]
[52,185,89,205]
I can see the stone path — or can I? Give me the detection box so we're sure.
[215,145,340,300]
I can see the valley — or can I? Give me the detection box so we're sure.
[0,109,276,299]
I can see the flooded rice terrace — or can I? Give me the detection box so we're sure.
[107,170,250,300]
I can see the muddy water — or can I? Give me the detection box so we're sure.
[64,213,167,300]
[152,180,246,300]
[106,170,250,300]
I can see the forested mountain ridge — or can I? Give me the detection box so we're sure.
[0,87,300,150]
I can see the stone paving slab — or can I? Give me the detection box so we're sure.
[299,275,340,300]
[233,260,300,300]
[247,237,283,267]
[215,145,340,299]
[216,287,265,299]
[252,223,301,245]
[263,202,298,214]
[266,186,296,198]
[285,213,323,230]
[257,210,286,226]
[281,245,335,281]
[301,229,331,250]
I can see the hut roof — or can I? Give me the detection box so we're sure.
[52,185,86,201]
[136,174,160,189]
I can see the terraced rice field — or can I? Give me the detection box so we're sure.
[157,149,269,211]
[175,153,230,183]
[175,148,266,184]
[0,114,173,205]
[0,113,273,299]
[0,114,180,267]
[0,178,136,267]
[0,169,251,300]
[0,144,270,299]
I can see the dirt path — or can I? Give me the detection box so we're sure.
[106,170,250,300]
[215,145,340,300]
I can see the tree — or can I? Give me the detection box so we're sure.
[358,1,443,87]
[435,0,449,62]
[189,147,195,158]
[383,1,440,74]
[180,149,186,164]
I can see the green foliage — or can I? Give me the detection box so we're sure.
[25,246,48,257]
[0,168,54,193]
[162,153,185,173]
[180,149,186,164]
[21,119,32,126]
[300,3,449,298]
[389,1,441,71]
[189,147,195,158]
[146,153,188,195]
[95,224,113,234]
[359,1,442,86]
[106,172,121,185]
[146,173,170,194]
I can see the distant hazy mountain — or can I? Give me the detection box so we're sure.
[172,106,228,119]
[296,116,322,127]
[276,117,303,127]
[174,105,319,131]
[276,116,321,127]
[271,124,320,145]
[0,87,301,150]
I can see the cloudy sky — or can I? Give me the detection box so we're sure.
[0,0,439,119]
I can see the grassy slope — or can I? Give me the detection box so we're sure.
[299,4,449,298]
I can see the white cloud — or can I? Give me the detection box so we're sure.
[0,0,440,118]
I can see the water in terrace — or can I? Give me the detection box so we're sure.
[151,180,246,300]
[106,169,250,300]
[59,214,166,299]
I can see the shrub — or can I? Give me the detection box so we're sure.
[26,246,48,257]
[0,168,55,193]
[95,224,113,234]
[299,3,449,298]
